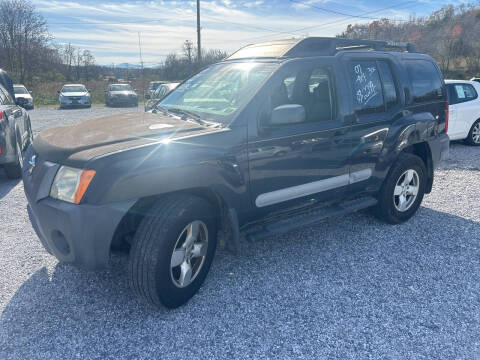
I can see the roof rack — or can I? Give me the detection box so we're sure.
[225,37,416,60]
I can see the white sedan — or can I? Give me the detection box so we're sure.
[445,80,480,145]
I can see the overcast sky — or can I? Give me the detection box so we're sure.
[31,0,467,65]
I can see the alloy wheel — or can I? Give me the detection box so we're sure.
[472,122,480,144]
[170,220,208,288]
[393,169,419,212]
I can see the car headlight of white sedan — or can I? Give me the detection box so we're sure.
[50,166,96,204]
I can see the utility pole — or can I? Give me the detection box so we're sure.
[138,32,145,108]
[197,0,201,62]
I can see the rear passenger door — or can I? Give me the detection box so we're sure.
[247,59,352,215]
[344,57,402,195]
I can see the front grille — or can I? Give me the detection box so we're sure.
[68,96,81,100]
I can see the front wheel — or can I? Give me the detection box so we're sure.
[374,153,426,224]
[128,195,217,308]
[465,119,480,146]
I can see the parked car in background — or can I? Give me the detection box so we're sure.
[147,81,163,98]
[23,38,449,308]
[58,84,91,109]
[13,85,34,110]
[445,80,480,145]
[144,82,179,111]
[0,73,33,178]
[105,84,138,107]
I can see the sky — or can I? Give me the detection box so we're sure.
[31,0,469,66]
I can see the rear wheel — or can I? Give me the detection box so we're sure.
[128,195,217,308]
[374,153,426,224]
[465,119,480,146]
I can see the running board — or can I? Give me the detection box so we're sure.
[244,196,377,242]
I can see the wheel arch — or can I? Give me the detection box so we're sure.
[110,186,237,255]
[400,141,434,193]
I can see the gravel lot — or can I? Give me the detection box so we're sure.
[1,106,479,359]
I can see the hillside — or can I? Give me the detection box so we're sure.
[339,4,480,79]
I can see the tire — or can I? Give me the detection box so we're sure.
[374,153,426,224]
[465,119,480,146]
[128,195,217,308]
[4,136,23,179]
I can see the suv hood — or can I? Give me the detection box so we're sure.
[109,91,136,96]
[33,112,219,166]
[15,94,32,100]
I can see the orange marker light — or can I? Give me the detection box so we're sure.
[74,170,96,204]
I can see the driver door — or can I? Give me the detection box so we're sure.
[247,59,352,215]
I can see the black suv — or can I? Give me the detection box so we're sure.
[0,71,33,179]
[23,38,449,308]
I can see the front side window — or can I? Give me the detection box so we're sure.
[351,61,384,115]
[447,83,478,105]
[260,64,336,127]
[406,60,443,103]
[160,62,278,124]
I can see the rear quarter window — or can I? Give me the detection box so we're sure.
[405,60,444,103]
[447,83,478,105]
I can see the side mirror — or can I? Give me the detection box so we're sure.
[29,90,33,94]
[145,94,151,100]
[270,104,305,126]
[57,90,60,94]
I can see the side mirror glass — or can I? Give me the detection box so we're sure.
[270,104,305,126]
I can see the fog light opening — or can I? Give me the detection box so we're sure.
[51,230,71,256]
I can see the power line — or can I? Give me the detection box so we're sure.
[228,0,418,44]
[289,0,407,21]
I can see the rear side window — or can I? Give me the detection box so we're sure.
[377,61,398,110]
[406,60,444,103]
[447,83,478,105]
[351,61,384,115]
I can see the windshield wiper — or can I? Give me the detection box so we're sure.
[167,108,220,127]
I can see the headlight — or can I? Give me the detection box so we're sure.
[50,166,96,204]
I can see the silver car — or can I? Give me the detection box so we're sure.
[144,82,180,111]
[105,84,138,107]
[58,84,91,109]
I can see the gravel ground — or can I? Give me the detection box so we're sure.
[0,107,479,359]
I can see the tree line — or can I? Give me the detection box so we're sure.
[339,3,480,79]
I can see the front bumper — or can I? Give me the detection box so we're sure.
[22,147,135,269]
[108,96,137,105]
[60,97,91,108]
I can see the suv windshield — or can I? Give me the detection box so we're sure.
[62,85,86,93]
[159,62,278,124]
[110,85,133,91]
[13,86,28,94]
